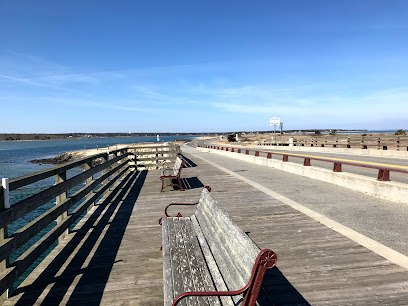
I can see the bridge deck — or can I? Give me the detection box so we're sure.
[4,151,408,305]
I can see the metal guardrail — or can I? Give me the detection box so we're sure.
[0,143,180,303]
[258,136,408,151]
[198,145,408,182]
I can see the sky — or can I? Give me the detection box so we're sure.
[0,1,407,133]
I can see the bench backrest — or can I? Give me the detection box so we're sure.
[194,189,261,292]
[174,156,183,171]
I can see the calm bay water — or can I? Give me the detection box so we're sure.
[0,136,198,288]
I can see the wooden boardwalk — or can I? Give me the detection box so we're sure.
[4,152,408,305]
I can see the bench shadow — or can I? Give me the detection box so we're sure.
[12,170,148,305]
[180,154,197,168]
[257,267,310,305]
[180,177,204,190]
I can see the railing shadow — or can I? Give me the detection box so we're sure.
[180,154,197,168]
[257,267,310,305]
[180,177,204,190]
[11,170,148,305]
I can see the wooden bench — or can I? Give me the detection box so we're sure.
[160,156,185,192]
[161,187,277,306]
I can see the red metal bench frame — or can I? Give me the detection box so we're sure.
[160,157,186,192]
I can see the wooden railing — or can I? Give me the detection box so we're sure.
[0,142,180,303]
[128,143,181,170]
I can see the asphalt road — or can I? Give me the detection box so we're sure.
[184,145,408,256]
[196,141,408,184]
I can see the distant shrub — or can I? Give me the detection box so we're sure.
[362,133,367,137]
[227,134,236,142]
[330,129,338,135]
[395,129,406,135]
[314,130,321,135]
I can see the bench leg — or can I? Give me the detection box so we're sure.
[177,177,184,191]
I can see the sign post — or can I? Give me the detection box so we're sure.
[269,117,280,145]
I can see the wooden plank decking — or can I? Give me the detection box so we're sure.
[4,152,408,305]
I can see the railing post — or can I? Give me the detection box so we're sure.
[238,149,241,153]
[282,155,288,162]
[255,151,259,157]
[111,150,119,188]
[133,149,137,171]
[55,171,68,243]
[1,179,10,303]
[267,153,272,159]
[304,158,311,166]
[155,147,159,169]
[84,161,95,211]
[101,153,110,195]
[246,150,249,155]
[378,169,390,181]
[231,148,234,152]
[333,162,342,172]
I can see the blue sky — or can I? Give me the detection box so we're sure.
[1,1,407,133]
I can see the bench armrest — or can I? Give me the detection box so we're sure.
[171,249,277,306]
[159,186,211,225]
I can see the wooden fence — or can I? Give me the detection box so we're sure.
[0,143,180,304]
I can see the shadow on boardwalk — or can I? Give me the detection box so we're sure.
[12,170,147,305]
[258,267,310,305]
[180,154,197,168]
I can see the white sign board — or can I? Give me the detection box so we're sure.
[270,117,280,126]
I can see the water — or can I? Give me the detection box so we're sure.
[0,135,198,288]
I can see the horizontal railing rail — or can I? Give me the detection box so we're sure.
[199,145,408,182]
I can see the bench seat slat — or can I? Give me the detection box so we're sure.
[181,219,220,306]
[191,216,235,306]
[167,218,189,306]
[162,218,174,306]
[173,218,200,306]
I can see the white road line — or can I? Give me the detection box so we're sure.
[192,149,408,270]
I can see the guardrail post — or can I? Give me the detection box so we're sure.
[304,158,311,166]
[237,149,241,153]
[378,169,390,181]
[255,151,259,157]
[267,153,272,159]
[245,150,249,155]
[55,171,68,243]
[231,148,234,152]
[226,148,229,151]
[282,155,288,162]
[1,179,10,303]
[333,162,342,172]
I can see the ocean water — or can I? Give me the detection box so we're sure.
[0,136,198,288]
